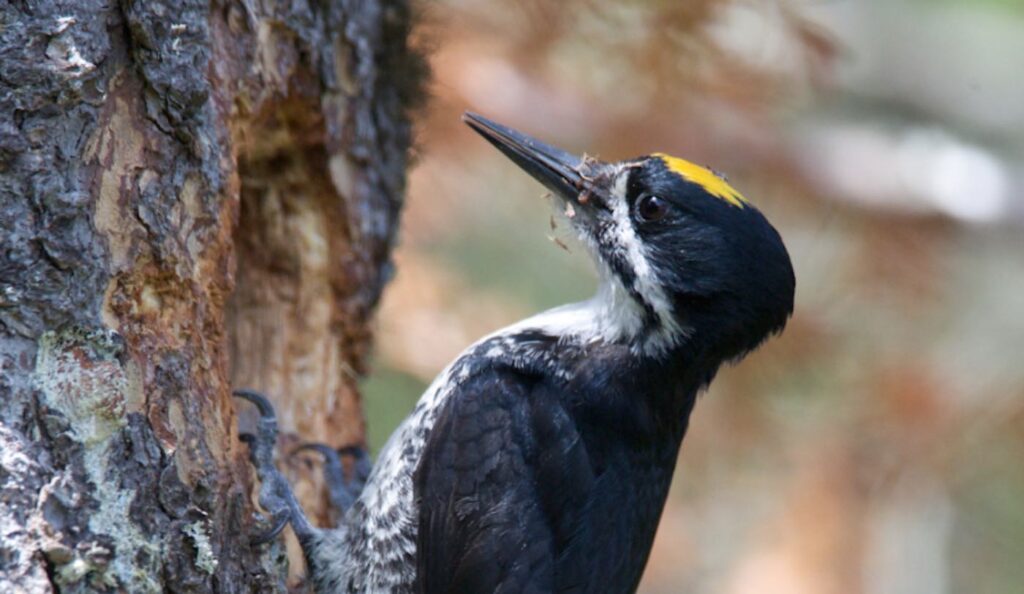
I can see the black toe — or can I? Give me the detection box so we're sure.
[235,389,317,543]
[293,442,373,516]
[250,509,291,546]
[233,389,277,419]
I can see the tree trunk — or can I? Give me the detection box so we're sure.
[0,1,424,591]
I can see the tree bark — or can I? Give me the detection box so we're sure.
[0,1,424,591]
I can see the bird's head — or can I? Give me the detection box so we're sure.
[464,113,795,364]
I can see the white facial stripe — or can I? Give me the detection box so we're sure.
[604,168,683,353]
[541,166,685,355]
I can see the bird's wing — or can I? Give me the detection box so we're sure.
[413,365,595,594]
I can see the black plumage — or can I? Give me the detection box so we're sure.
[415,336,694,594]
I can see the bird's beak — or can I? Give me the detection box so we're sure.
[463,112,605,207]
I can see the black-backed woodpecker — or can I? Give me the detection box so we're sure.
[236,112,796,593]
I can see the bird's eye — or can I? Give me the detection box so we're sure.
[635,195,669,222]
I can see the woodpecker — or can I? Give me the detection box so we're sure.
[236,112,795,593]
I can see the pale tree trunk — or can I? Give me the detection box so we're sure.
[0,0,424,591]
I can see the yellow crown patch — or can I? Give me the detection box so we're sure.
[653,153,747,209]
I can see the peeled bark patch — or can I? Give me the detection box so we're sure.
[0,0,426,591]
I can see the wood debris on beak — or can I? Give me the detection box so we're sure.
[547,235,571,253]
[575,153,599,180]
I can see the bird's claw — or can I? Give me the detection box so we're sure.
[249,509,291,546]
[293,442,373,514]
[234,389,316,545]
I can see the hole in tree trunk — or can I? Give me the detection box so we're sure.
[226,91,366,453]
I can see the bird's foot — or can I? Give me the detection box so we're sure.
[292,442,372,516]
[234,389,317,546]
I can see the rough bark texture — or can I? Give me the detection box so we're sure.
[0,1,425,591]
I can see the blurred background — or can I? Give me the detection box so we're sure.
[362,1,1024,592]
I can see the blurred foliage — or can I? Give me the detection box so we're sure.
[362,0,1024,592]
